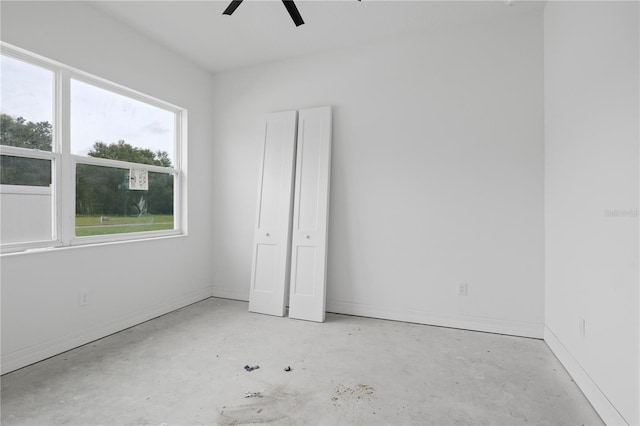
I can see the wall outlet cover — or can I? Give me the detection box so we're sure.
[457,282,468,296]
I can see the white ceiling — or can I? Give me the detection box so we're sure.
[90,0,545,74]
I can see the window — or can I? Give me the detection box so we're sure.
[70,79,177,237]
[0,54,55,247]
[0,44,185,253]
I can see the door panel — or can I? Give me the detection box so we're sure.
[253,244,277,293]
[296,126,322,230]
[292,246,317,297]
[289,106,332,322]
[248,111,297,316]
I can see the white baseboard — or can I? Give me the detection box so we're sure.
[1,287,213,375]
[544,326,628,426]
[326,300,544,338]
[211,287,248,302]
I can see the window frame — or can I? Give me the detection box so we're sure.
[1,43,186,254]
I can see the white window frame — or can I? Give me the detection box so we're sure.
[1,43,187,254]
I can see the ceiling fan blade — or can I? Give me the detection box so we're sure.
[223,0,244,16]
[282,0,305,27]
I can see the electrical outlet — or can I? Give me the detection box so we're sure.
[79,292,89,307]
[456,282,468,296]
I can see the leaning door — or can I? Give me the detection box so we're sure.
[248,111,298,317]
[288,106,332,322]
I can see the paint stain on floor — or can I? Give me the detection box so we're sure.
[331,383,375,407]
[218,385,310,425]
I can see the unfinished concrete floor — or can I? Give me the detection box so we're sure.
[1,297,602,425]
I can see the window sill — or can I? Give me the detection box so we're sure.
[1,232,187,257]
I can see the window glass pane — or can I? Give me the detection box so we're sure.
[75,164,174,237]
[0,55,54,151]
[71,80,175,165]
[0,155,52,186]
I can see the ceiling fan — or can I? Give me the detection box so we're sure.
[223,0,361,27]
[223,0,305,27]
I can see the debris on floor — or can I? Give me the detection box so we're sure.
[244,391,264,398]
[244,365,260,372]
[357,384,375,393]
[331,383,376,407]
[284,366,292,372]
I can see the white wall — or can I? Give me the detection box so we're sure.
[544,2,639,425]
[211,9,545,337]
[0,1,215,373]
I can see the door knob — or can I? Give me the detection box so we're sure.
[305,235,310,239]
